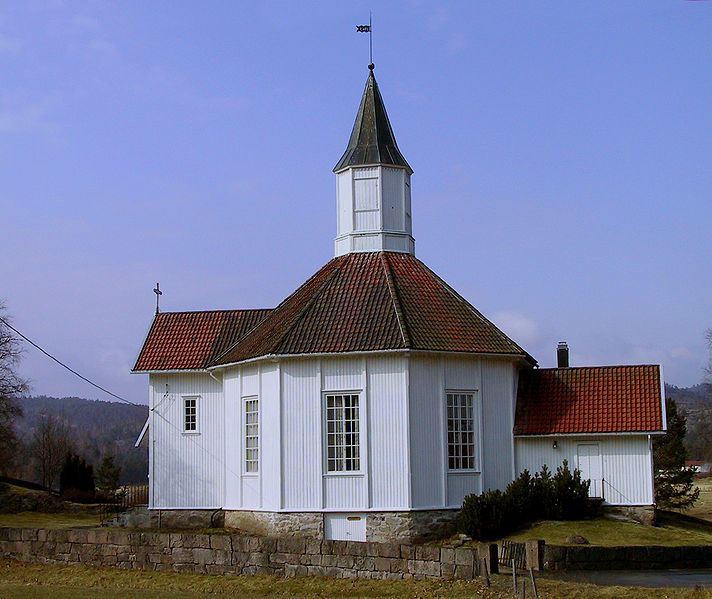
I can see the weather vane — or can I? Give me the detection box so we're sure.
[356,12,373,69]
[153,282,162,314]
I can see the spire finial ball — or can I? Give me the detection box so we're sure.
[368,63,375,71]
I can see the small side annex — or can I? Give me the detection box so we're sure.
[513,363,666,522]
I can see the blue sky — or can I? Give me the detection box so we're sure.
[1,1,710,403]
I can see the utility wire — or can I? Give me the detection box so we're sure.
[0,315,140,408]
[0,315,243,481]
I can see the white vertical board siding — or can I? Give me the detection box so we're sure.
[280,355,407,511]
[368,355,409,509]
[223,368,241,509]
[336,172,352,236]
[240,365,261,509]
[281,360,322,510]
[261,364,281,510]
[324,475,366,509]
[355,210,380,232]
[149,373,224,509]
[480,360,516,492]
[409,356,445,508]
[321,357,367,510]
[601,436,654,505]
[444,358,483,506]
[447,473,479,507]
[515,436,654,505]
[323,358,361,391]
[404,177,412,232]
[382,167,404,232]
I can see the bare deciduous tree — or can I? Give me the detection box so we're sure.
[0,303,29,475]
[30,414,73,490]
[706,328,712,389]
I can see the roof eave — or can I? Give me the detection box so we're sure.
[514,430,666,438]
[208,348,531,371]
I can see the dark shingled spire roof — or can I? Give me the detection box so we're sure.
[333,67,412,173]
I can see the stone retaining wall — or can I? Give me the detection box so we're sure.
[0,527,497,580]
[544,544,712,571]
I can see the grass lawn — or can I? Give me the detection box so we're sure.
[0,511,102,529]
[505,510,712,546]
[0,558,706,599]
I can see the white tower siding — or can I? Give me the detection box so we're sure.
[335,166,414,256]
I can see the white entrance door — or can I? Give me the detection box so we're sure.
[577,443,603,498]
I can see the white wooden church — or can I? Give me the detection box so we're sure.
[134,66,666,542]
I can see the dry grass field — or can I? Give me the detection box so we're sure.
[681,478,712,522]
[0,558,707,599]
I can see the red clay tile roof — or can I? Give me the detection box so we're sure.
[211,252,532,366]
[133,309,271,372]
[514,365,664,435]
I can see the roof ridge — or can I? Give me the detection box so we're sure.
[269,266,344,355]
[380,253,411,348]
[157,308,272,316]
[209,259,344,366]
[535,364,660,372]
[413,257,534,363]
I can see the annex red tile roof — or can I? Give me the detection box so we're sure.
[211,252,532,365]
[133,309,271,372]
[514,365,664,435]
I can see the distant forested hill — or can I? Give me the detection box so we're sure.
[14,396,148,485]
[666,383,710,410]
[666,384,712,462]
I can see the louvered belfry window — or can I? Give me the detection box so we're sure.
[244,398,259,473]
[325,394,360,472]
[447,392,476,470]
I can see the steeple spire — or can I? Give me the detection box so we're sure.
[333,68,415,257]
[334,67,412,174]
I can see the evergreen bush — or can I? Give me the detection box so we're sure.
[459,460,596,540]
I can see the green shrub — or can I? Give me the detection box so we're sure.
[460,489,511,541]
[550,460,591,520]
[460,460,596,540]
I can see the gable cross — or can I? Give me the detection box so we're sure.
[153,283,162,314]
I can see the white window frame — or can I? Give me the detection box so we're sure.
[182,395,200,434]
[445,390,481,473]
[243,396,259,475]
[323,391,362,475]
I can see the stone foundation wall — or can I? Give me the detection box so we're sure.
[220,509,458,543]
[366,510,459,543]
[224,511,323,539]
[0,527,497,580]
[151,510,224,530]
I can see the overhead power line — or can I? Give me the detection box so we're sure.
[0,316,247,481]
[0,315,139,408]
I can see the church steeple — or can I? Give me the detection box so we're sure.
[334,66,412,174]
[333,67,415,257]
